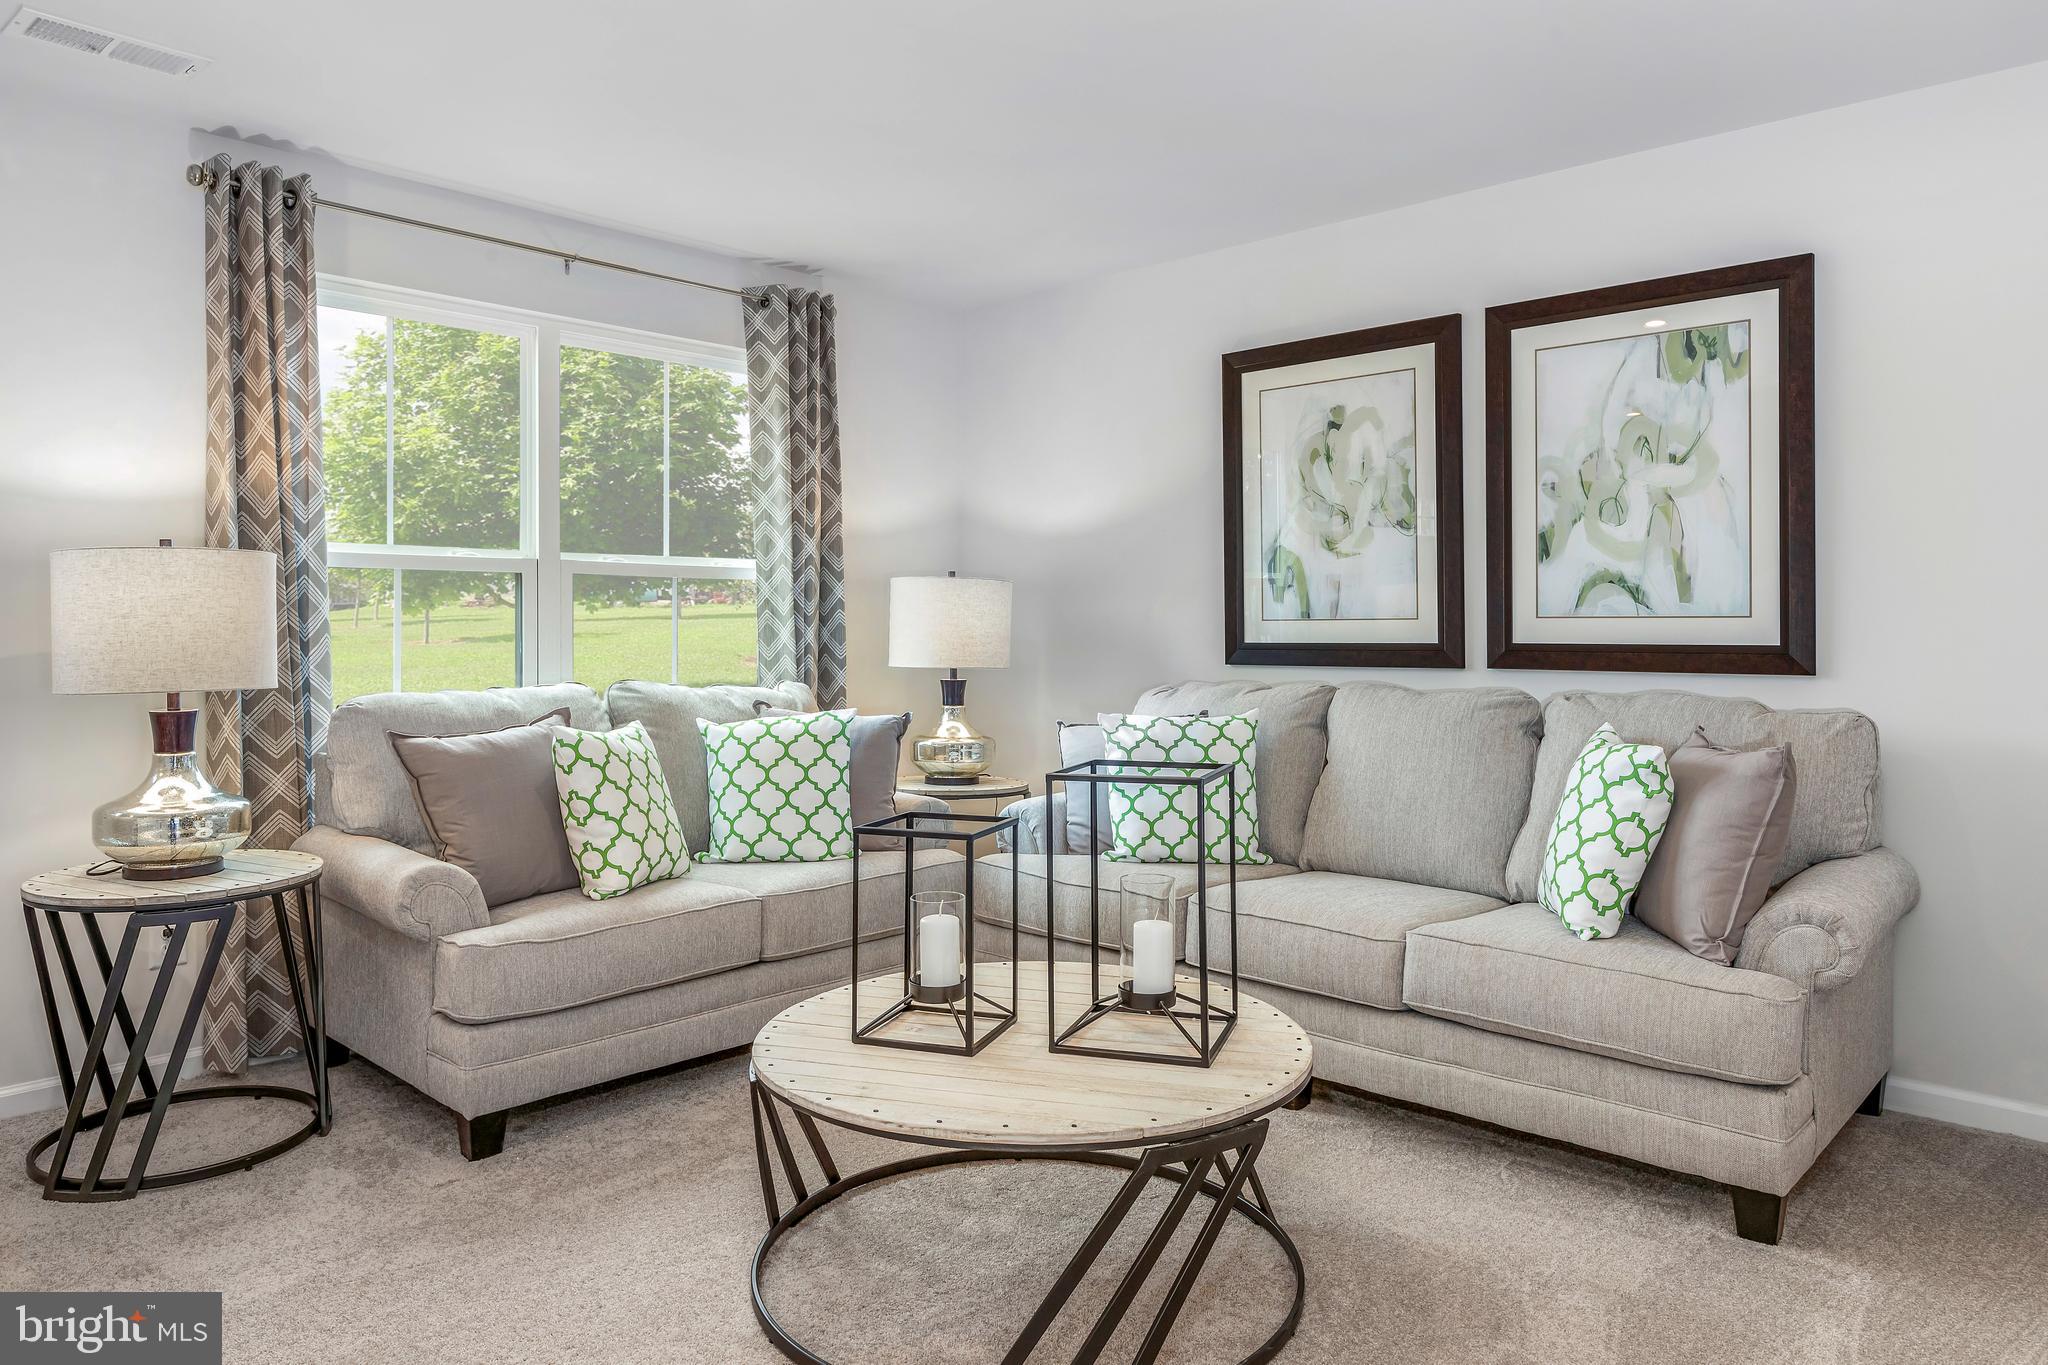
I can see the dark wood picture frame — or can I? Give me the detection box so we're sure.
[1222,313,1464,668]
[1484,254,1815,675]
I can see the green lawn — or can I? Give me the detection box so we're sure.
[329,600,757,703]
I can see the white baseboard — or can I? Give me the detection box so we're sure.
[0,1051,209,1121]
[1887,1077,2048,1144]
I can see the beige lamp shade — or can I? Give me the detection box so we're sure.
[889,575,1011,669]
[50,545,279,695]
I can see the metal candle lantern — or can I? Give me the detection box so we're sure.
[849,810,1019,1056]
[1044,759,1240,1066]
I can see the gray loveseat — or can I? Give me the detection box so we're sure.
[985,681,1917,1243]
[295,681,961,1159]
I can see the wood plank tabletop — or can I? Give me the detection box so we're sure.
[893,775,1030,800]
[22,848,323,909]
[751,961,1312,1149]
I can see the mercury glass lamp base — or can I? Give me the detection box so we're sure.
[911,703,993,782]
[92,707,252,881]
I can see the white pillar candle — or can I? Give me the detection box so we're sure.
[1131,918,1174,996]
[919,913,961,988]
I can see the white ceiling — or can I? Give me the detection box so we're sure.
[8,1,2048,305]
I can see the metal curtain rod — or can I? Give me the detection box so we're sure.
[183,162,750,300]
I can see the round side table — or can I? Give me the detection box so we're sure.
[19,849,332,1202]
[894,774,1030,810]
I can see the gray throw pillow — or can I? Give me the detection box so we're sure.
[1056,719,1111,853]
[756,705,912,851]
[1633,728,1799,964]
[389,709,579,909]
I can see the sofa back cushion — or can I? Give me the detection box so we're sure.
[1503,690,1882,904]
[605,680,815,858]
[322,683,608,852]
[1130,681,1334,865]
[1300,683,1543,899]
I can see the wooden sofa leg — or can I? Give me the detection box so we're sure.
[1857,1074,1887,1117]
[1730,1186,1786,1245]
[457,1110,509,1161]
[323,1039,353,1068]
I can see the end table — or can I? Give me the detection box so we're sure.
[20,849,332,1202]
[894,774,1030,811]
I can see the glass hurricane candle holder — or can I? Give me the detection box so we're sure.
[910,890,966,1004]
[1117,873,1178,1010]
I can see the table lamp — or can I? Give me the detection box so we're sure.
[49,540,278,879]
[888,572,1011,784]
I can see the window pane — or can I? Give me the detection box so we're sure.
[319,307,392,546]
[560,347,664,555]
[665,365,751,559]
[571,576,758,693]
[571,576,674,694]
[391,321,522,549]
[674,577,757,685]
[327,567,395,703]
[398,570,521,692]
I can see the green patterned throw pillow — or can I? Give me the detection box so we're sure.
[696,708,855,863]
[1102,712,1269,866]
[551,721,691,900]
[1538,724,1674,940]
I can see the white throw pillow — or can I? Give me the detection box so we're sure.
[696,708,855,862]
[1537,724,1674,940]
[551,721,692,900]
[1101,711,1269,865]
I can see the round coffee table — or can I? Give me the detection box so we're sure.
[747,961,1313,1363]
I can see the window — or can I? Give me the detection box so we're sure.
[317,280,753,703]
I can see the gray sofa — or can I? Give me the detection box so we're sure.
[984,680,1917,1243]
[296,680,961,1159]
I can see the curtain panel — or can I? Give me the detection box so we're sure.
[744,285,847,708]
[198,155,332,1074]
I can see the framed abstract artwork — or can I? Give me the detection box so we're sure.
[1484,255,1815,674]
[1222,314,1463,668]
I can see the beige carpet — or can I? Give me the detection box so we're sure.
[3,1055,2044,1364]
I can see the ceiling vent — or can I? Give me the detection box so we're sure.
[4,7,210,76]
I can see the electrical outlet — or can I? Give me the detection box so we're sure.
[143,925,178,972]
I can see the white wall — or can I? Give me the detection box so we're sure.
[956,62,2048,1134]
[0,93,959,1112]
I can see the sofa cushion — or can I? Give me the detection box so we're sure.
[1194,872,1500,1009]
[1402,903,1808,1085]
[694,850,965,961]
[1130,681,1334,866]
[324,683,608,852]
[434,878,760,1023]
[971,852,1298,960]
[1503,690,1881,904]
[605,680,814,858]
[1300,683,1543,899]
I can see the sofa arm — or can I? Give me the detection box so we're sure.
[893,792,950,817]
[1732,848,1919,992]
[998,793,1069,854]
[294,824,491,942]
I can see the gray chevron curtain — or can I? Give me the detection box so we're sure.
[744,285,847,707]
[199,156,332,1074]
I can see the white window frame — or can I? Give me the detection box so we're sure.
[318,276,753,692]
